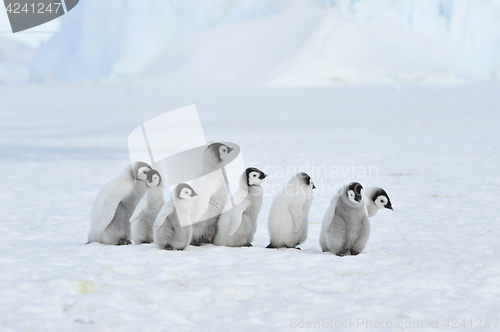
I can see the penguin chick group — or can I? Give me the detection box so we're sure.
[88,148,392,256]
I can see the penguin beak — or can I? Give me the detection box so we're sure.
[312,183,316,190]
[192,192,198,197]
[228,147,234,153]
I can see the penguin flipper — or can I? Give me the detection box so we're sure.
[326,213,347,254]
[129,195,148,223]
[289,193,308,233]
[154,201,174,232]
[322,194,339,232]
[320,194,339,251]
[227,199,251,237]
[95,181,134,234]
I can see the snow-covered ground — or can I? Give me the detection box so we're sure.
[1,83,499,331]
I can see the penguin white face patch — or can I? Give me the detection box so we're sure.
[219,145,229,160]
[248,171,263,185]
[180,188,193,200]
[375,196,386,209]
[348,190,358,203]
[148,174,161,187]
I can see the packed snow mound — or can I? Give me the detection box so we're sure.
[31,0,500,85]
[0,37,35,83]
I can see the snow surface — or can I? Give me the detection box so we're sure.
[1,83,499,331]
[30,0,500,84]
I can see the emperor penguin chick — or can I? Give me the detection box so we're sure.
[154,183,198,251]
[130,169,164,244]
[320,182,370,256]
[364,186,393,218]
[214,167,267,247]
[267,173,315,249]
[190,142,234,246]
[88,161,151,245]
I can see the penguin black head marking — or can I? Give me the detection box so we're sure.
[347,182,363,203]
[246,167,267,186]
[146,169,162,187]
[372,188,393,211]
[131,161,151,181]
[298,172,316,190]
[176,183,198,200]
[208,143,234,162]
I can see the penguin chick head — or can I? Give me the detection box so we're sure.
[246,167,267,186]
[346,182,363,204]
[131,161,151,181]
[298,172,316,190]
[372,188,393,211]
[176,183,198,200]
[146,169,162,187]
[208,143,234,162]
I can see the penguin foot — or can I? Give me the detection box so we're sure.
[117,239,132,246]
[243,243,253,247]
[294,247,301,250]
[191,242,203,246]
[266,243,277,249]
[163,244,173,251]
[350,250,360,256]
[140,241,152,244]
[335,251,345,257]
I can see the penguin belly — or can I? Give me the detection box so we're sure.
[224,213,255,247]
[155,212,193,250]
[131,209,157,244]
[101,184,146,245]
[191,189,227,245]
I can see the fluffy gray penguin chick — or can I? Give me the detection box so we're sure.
[320,182,371,256]
[267,172,315,250]
[154,183,198,251]
[214,167,267,247]
[88,161,151,245]
[130,169,164,244]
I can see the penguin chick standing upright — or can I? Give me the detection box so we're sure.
[214,167,267,247]
[320,182,370,256]
[267,173,315,249]
[363,186,393,217]
[190,142,234,245]
[88,161,151,245]
[130,169,164,244]
[153,183,198,251]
